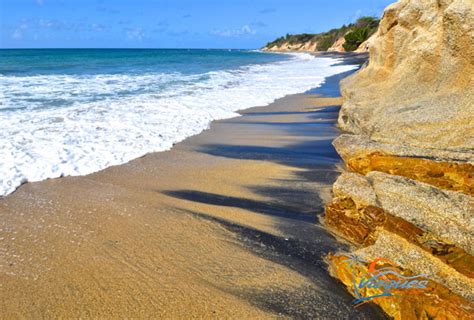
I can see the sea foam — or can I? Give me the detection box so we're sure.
[0,53,356,196]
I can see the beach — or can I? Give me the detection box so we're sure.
[0,57,388,318]
[2,0,472,317]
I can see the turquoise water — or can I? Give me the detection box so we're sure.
[0,49,287,76]
[0,49,357,196]
[0,49,287,112]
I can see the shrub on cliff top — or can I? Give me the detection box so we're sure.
[316,25,353,51]
[343,27,370,51]
[343,17,379,51]
[355,16,379,29]
[265,33,317,48]
[287,33,316,44]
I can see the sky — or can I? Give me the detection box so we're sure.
[1,0,395,49]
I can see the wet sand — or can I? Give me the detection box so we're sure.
[0,64,386,318]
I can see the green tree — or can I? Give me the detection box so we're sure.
[263,16,379,51]
[343,27,369,51]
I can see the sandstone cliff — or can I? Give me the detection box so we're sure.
[327,36,346,52]
[338,0,474,161]
[263,41,318,52]
[354,34,374,52]
[325,0,474,319]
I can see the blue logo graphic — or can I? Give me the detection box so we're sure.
[341,254,430,306]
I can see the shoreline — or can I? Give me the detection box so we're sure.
[0,52,357,198]
[0,56,386,318]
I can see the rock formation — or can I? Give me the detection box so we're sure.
[324,0,474,318]
[327,36,346,52]
[354,34,374,52]
[338,0,474,159]
[262,41,318,52]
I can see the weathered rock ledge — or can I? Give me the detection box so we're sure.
[324,0,474,318]
[261,37,371,53]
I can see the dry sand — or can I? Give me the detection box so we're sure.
[0,70,386,318]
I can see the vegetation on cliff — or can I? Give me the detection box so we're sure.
[263,16,379,51]
[342,17,379,50]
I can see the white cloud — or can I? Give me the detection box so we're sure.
[38,19,69,30]
[91,23,105,32]
[11,23,28,40]
[210,25,256,38]
[241,25,255,34]
[39,19,55,28]
[12,29,23,39]
[126,27,146,41]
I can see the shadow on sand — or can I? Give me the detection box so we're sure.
[162,65,387,319]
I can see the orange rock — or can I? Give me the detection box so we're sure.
[346,152,474,196]
[325,196,474,278]
[328,254,474,320]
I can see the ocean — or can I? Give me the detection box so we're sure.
[0,49,357,197]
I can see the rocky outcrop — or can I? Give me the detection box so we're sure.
[333,135,474,194]
[338,0,474,160]
[327,36,346,52]
[262,41,318,52]
[325,0,474,318]
[354,34,374,52]
[327,171,474,265]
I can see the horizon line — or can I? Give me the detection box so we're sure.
[0,47,259,50]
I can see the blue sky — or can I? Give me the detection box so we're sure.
[1,0,395,49]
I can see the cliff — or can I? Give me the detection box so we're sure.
[324,0,474,318]
[262,17,379,53]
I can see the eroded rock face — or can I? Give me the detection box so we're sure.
[328,250,474,320]
[325,0,474,318]
[331,171,474,254]
[326,172,474,276]
[333,135,474,194]
[354,35,374,52]
[325,172,474,318]
[327,36,346,52]
[338,0,474,161]
[262,41,318,52]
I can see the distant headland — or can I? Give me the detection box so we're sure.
[262,16,379,53]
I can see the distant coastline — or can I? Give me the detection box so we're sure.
[262,16,379,53]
